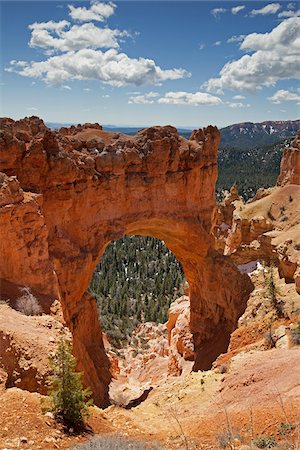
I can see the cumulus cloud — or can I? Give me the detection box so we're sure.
[231,5,245,14]
[227,34,245,44]
[68,2,116,22]
[204,18,300,93]
[233,95,246,100]
[7,1,189,88]
[268,89,300,103]
[227,102,250,108]
[7,49,189,87]
[250,3,281,16]
[211,8,227,18]
[213,41,222,46]
[157,91,223,106]
[128,92,159,104]
[278,9,300,17]
[29,21,128,51]
[199,43,205,50]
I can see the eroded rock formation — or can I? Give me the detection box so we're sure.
[0,116,253,406]
[219,131,300,294]
[277,131,300,186]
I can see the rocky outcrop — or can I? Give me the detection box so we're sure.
[278,131,300,186]
[0,116,253,406]
[0,304,68,393]
[220,160,300,294]
[167,296,194,376]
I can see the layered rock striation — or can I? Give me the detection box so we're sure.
[0,116,252,406]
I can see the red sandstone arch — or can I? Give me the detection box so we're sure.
[0,117,253,406]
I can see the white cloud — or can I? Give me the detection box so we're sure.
[204,18,300,93]
[268,89,300,103]
[8,2,189,89]
[62,84,71,90]
[227,102,250,108]
[83,88,91,92]
[7,49,189,87]
[213,41,222,46]
[157,91,222,106]
[211,8,227,18]
[199,43,205,50]
[231,5,245,14]
[278,9,300,17]
[68,2,116,22]
[280,109,287,112]
[250,3,281,16]
[128,91,223,106]
[102,94,110,98]
[29,20,70,31]
[26,107,38,111]
[29,21,127,51]
[227,34,245,44]
[233,95,245,100]
[128,91,159,104]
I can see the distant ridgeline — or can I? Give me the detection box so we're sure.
[180,120,299,201]
[89,236,185,347]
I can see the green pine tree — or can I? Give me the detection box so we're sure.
[46,334,93,425]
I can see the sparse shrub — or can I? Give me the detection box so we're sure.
[265,264,284,318]
[291,322,300,345]
[216,431,241,449]
[253,434,277,448]
[15,287,42,316]
[265,321,277,348]
[294,243,300,251]
[219,364,228,374]
[289,195,293,202]
[267,206,276,221]
[72,434,162,449]
[279,422,295,436]
[44,334,93,425]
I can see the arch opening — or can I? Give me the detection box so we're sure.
[89,235,186,349]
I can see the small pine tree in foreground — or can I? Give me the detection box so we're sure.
[46,334,93,425]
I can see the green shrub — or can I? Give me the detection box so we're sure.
[253,434,277,448]
[279,422,295,436]
[291,322,300,345]
[294,243,300,250]
[45,335,93,425]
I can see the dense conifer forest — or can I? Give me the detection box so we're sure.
[89,236,185,346]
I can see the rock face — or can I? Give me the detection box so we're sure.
[219,129,300,296]
[0,303,68,393]
[278,131,300,186]
[0,116,253,406]
[167,296,194,376]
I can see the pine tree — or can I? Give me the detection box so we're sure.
[46,334,93,425]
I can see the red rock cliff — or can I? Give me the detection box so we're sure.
[0,116,252,406]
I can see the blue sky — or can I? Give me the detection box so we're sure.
[1,1,299,127]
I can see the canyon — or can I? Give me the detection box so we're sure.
[0,117,300,449]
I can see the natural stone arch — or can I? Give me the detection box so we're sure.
[0,118,253,407]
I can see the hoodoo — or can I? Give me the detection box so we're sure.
[0,117,252,406]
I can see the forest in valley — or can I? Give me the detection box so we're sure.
[89,236,185,347]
